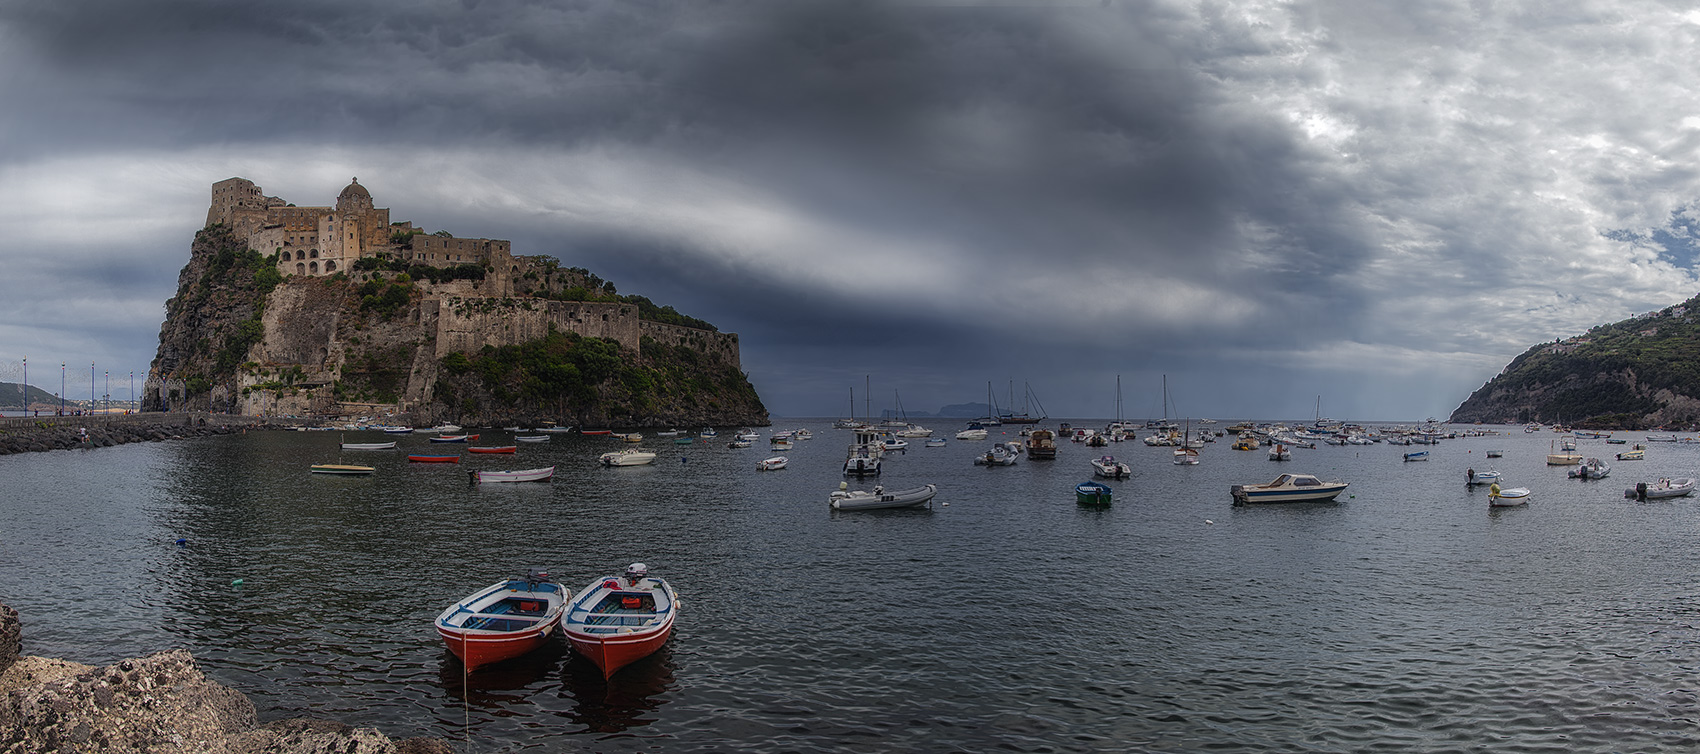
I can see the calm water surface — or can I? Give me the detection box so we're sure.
[5,423,1700,751]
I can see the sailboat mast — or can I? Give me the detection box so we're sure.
[865,375,871,423]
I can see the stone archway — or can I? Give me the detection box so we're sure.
[296,262,306,275]
[309,261,319,274]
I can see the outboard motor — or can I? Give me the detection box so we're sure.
[1636,482,1648,501]
[625,562,648,587]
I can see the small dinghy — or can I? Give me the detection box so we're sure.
[1625,477,1696,500]
[727,439,752,448]
[562,563,680,678]
[408,454,460,463]
[310,464,375,475]
[1075,480,1112,507]
[1489,487,1531,506]
[829,483,938,511]
[515,435,550,443]
[757,456,788,471]
[471,466,555,483]
[925,438,948,448]
[435,570,568,671]
[1568,457,1611,479]
[1403,451,1428,462]
[341,441,397,450]
[974,445,1018,466]
[430,434,479,443]
[1465,468,1500,485]
[468,445,518,454]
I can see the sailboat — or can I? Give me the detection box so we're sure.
[1106,376,1131,441]
[833,387,857,429]
[1001,381,1047,424]
[882,389,910,428]
[1145,375,1178,430]
[974,382,1003,426]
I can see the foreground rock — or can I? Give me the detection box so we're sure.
[0,606,448,753]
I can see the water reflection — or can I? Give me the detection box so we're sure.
[558,644,677,734]
[438,638,567,704]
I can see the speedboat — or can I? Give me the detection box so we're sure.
[1489,487,1531,506]
[1465,468,1500,485]
[471,466,555,483]
[974,445,1018,466]
[1075,480,1112,507]
[600,448,657,466]
[757,456,788,471]
[1090,456,1131,479]
[829,483,938,510]
[1403,451,1428,462]
[435,570,568,671]
[882,437,909,453]
[924,438,948,448]
[1625,477,1696,499]
[956,427,989,441]
[1230,473,1349,504]
[1268,444,1291,461]
[561,564,679,678]
[1568,457,1611,479]
[736,429,760,442]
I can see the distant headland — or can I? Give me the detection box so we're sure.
[143,178,768,427]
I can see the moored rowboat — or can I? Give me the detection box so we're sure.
[341,441,396,450]
[408,455,461,463]
[471,466,555,483]
[435,571,568,671]
[468,446,518,454]
[310,464,375,475]
[562,563,680,678]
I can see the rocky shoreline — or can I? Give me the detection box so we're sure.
[0,603,448,753]
[0,420,262,456]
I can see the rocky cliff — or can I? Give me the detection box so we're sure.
[146,225,769,427]
[1450,294,1700,429]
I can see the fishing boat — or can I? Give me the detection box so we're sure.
[468,445,518,454]
[581,429,613,436]
[1173,447,1200,465]
[515,435,550,443]
[622,433,644,443]
[699,428,718,438]
[435,570,569,671]
[829,483,938,510]
[310,464,375,475]
[736,430,760,442]
[1075,480,1112,506]
[341,441,397,450]
[381,426,414,434]
[1546,438,1583,465]
[1090,455,1131,479]
[1465,468,1500,485]
[1485,449,1503,458]
[536,426,576,434]
[974,445,1018,466]
[844,438,882,476]
[1568,457,1611,479]
[429,424,462,433]
[655,429,682,437]
[882,437,909,453]
[1616,444,1645,461]
[471,466,555,483]
[1403,451,1428,462]
[1625,477,1696,499]
[1489,487,1531,506]
[430,434,478,443]
[1025,429,1057,459]
[756,456,788,471]
[599,448,657,466]
[561,564,679,678]
[1230,473,1349,504]
[408,454,461,463]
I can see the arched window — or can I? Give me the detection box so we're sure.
[309,261,319,274]
[296,263,306,275]
[280,251,291,261]
[309,249,319,259]
[324,260,337,272]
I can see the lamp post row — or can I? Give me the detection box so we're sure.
[13,358,142,416]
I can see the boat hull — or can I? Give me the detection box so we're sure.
[563,575,679,678]
[408,455,460,463]
[474,466,555,483]
[469,446,518,454]
[437,623,559,671]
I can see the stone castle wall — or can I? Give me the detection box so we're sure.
[433,298,640,357]
[639,321,741,365]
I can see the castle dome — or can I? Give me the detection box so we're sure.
[336,177,373,211]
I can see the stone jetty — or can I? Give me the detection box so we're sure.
[0,603,449,753]
[0,413,284,456]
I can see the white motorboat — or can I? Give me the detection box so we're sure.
[736,430,760,441]
[757,456,788,471]
[1173,447,1200,465]
[1625,477,1696,499]
[1567,457,1610,480]
[973,445,1018,466]
[1090,455,1131,479]
[1489,487,1531,506]
[1230,473,1349,504]
[845,445,882,476]
[599,448,657,466]
[896,426,934,438]
[925,438,948,448]
[1466,468,1500,485]
[429,424,462,434]
[829,483,938,511]
[727,439,753,448]
[1268,444,1291,461]
[956,427,989,441]
[471,466,556,483]
[882,437,909,453]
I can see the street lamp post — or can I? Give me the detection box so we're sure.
[20,357,25,415]
[60,362,64,416]
[90,362,95,413]
[104,370,109,415]
[130,371,134,413]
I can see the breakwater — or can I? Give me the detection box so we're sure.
[0,412,282,455]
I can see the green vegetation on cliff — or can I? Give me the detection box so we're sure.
[1451,294,1700,428]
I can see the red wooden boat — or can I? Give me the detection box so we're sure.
[562,563,679,678]
[580,429,613,435]
[408,454,461,463]
[467,445,518,454]
[435,571,568,671]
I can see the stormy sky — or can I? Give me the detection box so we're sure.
[4,0,1700,421]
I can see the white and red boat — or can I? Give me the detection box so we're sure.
[434,571,569,671]
[562,563,679,679]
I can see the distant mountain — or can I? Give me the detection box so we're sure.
[934,402,994,418]
[0,382,64,409]
[1450,294,1700,429]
